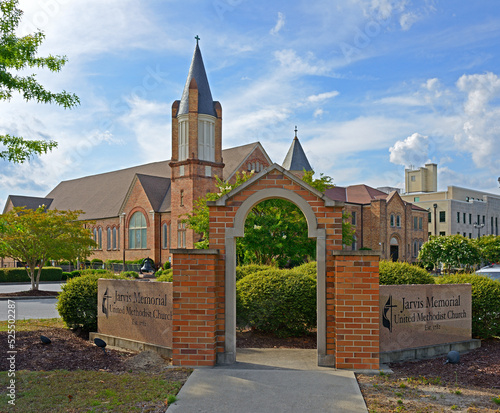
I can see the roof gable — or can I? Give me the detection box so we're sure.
[282,136,312,172]
[3,195,53,213]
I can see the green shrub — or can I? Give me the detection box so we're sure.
[121,270,139,278]
[69,270,82,278]
[236,264,272,281]
[379,260,435,285]
[57,272,126,333]
[0,267,62,283]
[436,273,500,339]
[81,269,112,276]
[62,272,72,280]
[290,261,317,278]
[163,261,171,270]
[236,268,316,337]
[156,270,173,282]
[91,258,103,264]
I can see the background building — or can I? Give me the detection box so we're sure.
[401,164,500,238]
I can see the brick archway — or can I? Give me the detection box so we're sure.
[171,164,381,369]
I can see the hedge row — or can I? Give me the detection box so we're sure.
[379,260,435,285]
[0,267,63,283]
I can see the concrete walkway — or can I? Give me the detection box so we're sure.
[167,349,368,413]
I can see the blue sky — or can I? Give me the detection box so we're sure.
[2,0,500,209]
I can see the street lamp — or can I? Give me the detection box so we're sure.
[473,222,485,238]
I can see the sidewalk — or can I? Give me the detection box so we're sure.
[167,349,368,413]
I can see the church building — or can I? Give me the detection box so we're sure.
[3,41,427,266]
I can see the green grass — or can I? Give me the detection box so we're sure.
[0,370,184,412]
[0,318,65,332]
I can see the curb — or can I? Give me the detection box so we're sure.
[0,295,59,301]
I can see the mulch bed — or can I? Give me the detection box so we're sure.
[0,290,59,297]
[389,338,500,389]
[236,329,317,349]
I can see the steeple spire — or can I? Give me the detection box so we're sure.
[177,40,216,117]
[282,127,313,174]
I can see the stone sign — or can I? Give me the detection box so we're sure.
[97,279,173,348]
[379,284,472,352]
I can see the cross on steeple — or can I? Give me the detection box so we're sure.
[195,35,200,45]
[294,125,298,138]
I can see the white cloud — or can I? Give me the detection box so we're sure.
[274,49,332,76]
[389,133,431,168]
[313,108,325,118]
[270,12,285,35]
[307,91,340,103]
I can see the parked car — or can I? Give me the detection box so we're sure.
[476,264,500,281]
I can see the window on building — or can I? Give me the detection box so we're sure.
[178,116,189,161]
[492,217,494,234]
[390,214,395,227]
[351,235,357,251]
[352,211,356,226]
[107,228,111,250]
[112,227,117,250]
[129,212,147,249]
[457,212,460,223]
[413,241,418,257]
[463,212,466,224]
[419,241,423,252]
[477,215,481,225]
[198,117,215,162]
[497,217,499,236]
[98,227,102,250]
[463,232,466,237]
[469,214,472,225]
[469,233,472,239]
[428,212,432,223]
[482,215,486,225]
[93,228,97,249]
[411,175,416,182]
[180,190,184,207]
[396,215,401,227]
[414,196,419,202]
[178,222,186,248]
[419,217,423,230]
[162,223,168,249]
[439,211,446,223]
[413,217,418,230]
[439,231,446,236]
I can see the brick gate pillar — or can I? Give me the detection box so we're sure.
[330,251,380,370]
[170,249,222,367]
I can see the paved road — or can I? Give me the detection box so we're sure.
[0,282,64,320]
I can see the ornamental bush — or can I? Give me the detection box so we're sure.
[120,270,139,278]
[436,273,500,339]
[57,272,126,333]
[235,264,272,281]
[379,260,435,285]
[0,267,62,283]
[155,269,173,282]
[290,261,317,278]
[236,268,316,337]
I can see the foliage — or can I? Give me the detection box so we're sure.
[436,273,500,339]
[418,235,481,273]
[379,260,435,285]
[61,272,72,280]
[290,261,317,278]
[155,269,173,282]
[69,270,82,278]
[120,270,139,278]
[0,267,62,282]
[57,272,125,332]
[474,235,500,264]
[91,258,103,264]
[163,261,171,270]
[0,0,80,163]
[236,264,273,282]
[236,268,316,337]
[302,170,334,192]
[0,206,95,290]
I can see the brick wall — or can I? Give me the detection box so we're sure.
[171,249,221,367]
[332,252,380,370]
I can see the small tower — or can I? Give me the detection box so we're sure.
[170,37,224,248]
[282,126,313,178]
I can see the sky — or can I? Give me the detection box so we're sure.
[2,0,500,209]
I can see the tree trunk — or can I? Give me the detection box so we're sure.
[35,264,44,291]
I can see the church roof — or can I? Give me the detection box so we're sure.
[177,43,216,117]
[3,195,53,213]
[325,184,388,205]
[42,143,267,220]
[282,136,312,172]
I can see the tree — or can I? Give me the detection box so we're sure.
[0,0,80,163]
[418,235,481,273]
[183,169,355,267]
[474,235,500,265]
[0,206,95,290]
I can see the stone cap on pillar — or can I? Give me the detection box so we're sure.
[332,250,382,256]
[170,249,220,255]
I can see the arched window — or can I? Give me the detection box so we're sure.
[107,228,111,250]
[351,235,357,251]
[129,212,147,249]
[93,228,97,249]
[112,227,117,250]
[162,223,168,249]
[396,215,401,228]
[390,214,395,227]
[98,227,102,249]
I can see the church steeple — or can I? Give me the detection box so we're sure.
[177,41,216,117]
[282,126,313,177]
[169,37,224,250]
